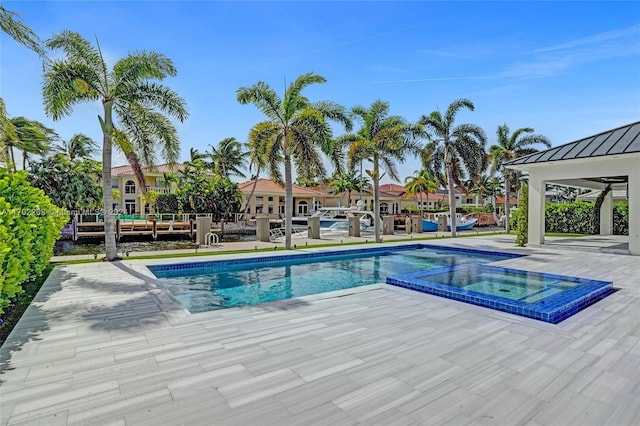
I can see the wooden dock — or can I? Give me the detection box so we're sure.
[71,218,195,241]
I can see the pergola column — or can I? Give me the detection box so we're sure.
[528,172,545,246]
[600,190,613,236]
[629,171,640,255]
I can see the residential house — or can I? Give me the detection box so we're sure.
[110,164,183,214]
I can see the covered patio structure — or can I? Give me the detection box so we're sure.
[505,121,640,255]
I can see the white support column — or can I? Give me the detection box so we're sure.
[628,173,640,256]
[528,173,545,246]
[600,190,613,236]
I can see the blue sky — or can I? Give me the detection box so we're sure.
[2,1,639,184]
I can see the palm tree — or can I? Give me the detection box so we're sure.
[0,6,45,56]
[62,133,98,161]
[241,140,266,221]
[468,174,492,207]
[343,100,422,243]
[42,31,188,260]
[207,137,246,179]
[419,99,487,237]
[404,169,438,212]
[237,72,350,249]
[331,172,363,207]
[489,124,551,233]
[0,115,57,172]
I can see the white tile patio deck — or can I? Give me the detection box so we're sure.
[1,235,639,425]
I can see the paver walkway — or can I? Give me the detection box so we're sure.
[1,236,639,425]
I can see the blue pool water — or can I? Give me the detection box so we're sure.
[148,244,613,323]
[149,245,515,313]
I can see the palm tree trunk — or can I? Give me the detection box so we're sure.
[101,102,118,260]
[504,170,511,233]
[373,154,381,243]
[242,170,259,220]
[284,147,293,250]
[446,164,457,238]
[9,145,16,173]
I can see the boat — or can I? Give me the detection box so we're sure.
[292,205,375,228]
[422,212,478,232]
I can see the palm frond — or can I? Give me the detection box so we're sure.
[42,61,101,120]
[46,31,105,84]
[120,82,188,122]
[237,82,283,123]
[0,6,45,56]
[444,98,474,126]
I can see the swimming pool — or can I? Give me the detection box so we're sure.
[148,244,613,323]
[148,245,516,312]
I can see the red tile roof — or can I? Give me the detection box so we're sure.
[111,163,185,176]
[237,178,326,196]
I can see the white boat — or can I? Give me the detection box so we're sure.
[292,205,375,228]
[422,212,478,232]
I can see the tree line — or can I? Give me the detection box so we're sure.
[0,6,552,259]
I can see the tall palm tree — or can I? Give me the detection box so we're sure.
[62,133,98,161]
[207,137,247,179]
[419,99,487,237]
[405,169,438,212]
[489,124,551,233]
[468,174,492,207]
[342,100,422,243]
[0,6,45,56]
[0,115,57,172]
[241,139,266,221]
[42,31,188,260]
[237,72,350,249]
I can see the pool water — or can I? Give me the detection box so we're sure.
[149,246,513,313]
[148,244,613,323]
[387,264,613,323]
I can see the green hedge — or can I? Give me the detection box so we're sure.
[0,170,67,313]
[510,201,629,235]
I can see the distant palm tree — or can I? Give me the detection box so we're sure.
[237,72,350,249]
[42,31,188,260]
[468,174,492,207]
[489,124,551,233]
[419,99,487,237]
[0,115,57,172]
[62,133,98,161]
[405,169,438,212]
[241,140,266,221]
[343,100,422,242]
[207,137,246,179]
[0,6,45,56]
[331,172,363,207]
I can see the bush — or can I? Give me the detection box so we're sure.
[156,193,179,213]
[515,183,528,246]
[0,170,67,313]
[511,200,629,235]
[613,203,629,235]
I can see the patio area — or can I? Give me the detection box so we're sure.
[1,235,639,425]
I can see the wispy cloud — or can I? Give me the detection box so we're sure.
[418,45,494,59]
[528,24,640,54]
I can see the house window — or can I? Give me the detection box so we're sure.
[255,196,264,201]
[279,205,285,215]
[268,205,274,214]
[298,201,308,215]
[112,180,119,188]
[393,203,399,214]
[466,198,474,204]
[312,201,322,211]
[268,196,273,201]
[380,202,389,214]
[125,180,136,194]
[255,204,264,214]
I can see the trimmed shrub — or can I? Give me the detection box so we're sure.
[515,183,528,246]
[613,204,629,235]
[0,170,67,313]
[512,200,629,236]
